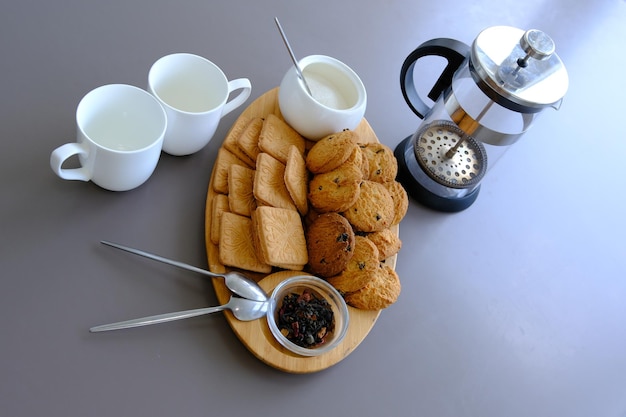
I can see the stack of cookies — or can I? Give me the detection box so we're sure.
[304,130,407,310]
[209,114,408,310]
[210,114,308,274]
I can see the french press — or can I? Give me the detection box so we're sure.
[394,26,569,212]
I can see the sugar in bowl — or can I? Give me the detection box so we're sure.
[278,55,367,141]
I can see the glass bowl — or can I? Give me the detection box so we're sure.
[267,275,349,356]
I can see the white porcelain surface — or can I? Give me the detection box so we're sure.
[49,84,166,191]
[279,55,366,140]
[148,53,251,155]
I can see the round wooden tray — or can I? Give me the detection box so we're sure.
[204,88,397,373]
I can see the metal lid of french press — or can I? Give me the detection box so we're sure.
[470,26,569,113]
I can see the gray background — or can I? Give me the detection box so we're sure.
[2,1,625,416]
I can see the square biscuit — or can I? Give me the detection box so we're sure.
[228,164,256,217]
[284,145,308,216]
[253,152,296,211]
[258,114,305,164]
[222,116,256,168]
[254,206,307,269]
[236,117,264,162]
[210,193,230,245]
[212,148,249,195]
[250,208,306,271]
[219,212,272,273]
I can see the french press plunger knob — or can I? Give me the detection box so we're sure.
[498,29,556,89]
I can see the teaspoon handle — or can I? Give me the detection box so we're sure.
[89,305,226,332]
[274,17,313,96]
[100,240,219,279]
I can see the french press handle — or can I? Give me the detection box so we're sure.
[400,38,470,119]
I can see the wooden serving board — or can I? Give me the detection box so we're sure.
[204,88,397,373]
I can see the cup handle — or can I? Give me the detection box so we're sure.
[221,78,252,118]
[50,142,91,181]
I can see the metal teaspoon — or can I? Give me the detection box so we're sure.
[89,296,269,332]
[100,241,268,302]
[274,16,313,96]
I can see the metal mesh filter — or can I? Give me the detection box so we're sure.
[412,121,487,189]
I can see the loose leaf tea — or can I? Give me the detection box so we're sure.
[277,289,335,348]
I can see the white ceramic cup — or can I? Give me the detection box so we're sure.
[148,53,252,156]
[278,55,367,141]
[50,84,167,192]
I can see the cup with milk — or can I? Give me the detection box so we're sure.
[278,55,367,140]
[148,53,252,156]
[50,84,167,191]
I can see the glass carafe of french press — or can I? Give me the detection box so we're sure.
[395,26,569,212]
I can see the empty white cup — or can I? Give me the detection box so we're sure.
[50,84,167,191]
[148,53,252,156]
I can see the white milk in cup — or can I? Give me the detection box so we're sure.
[148,53,252,156]
[50,84,167,192]
[278,55,367,141]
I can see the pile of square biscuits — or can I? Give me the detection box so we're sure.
[209,114,408,310]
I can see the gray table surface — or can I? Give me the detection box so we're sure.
[2,1,625,416]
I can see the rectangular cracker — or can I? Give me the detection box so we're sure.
[258,114,305,164]
[227,164,256,217]
[205,189,226,274]
[219,212,272,273]
[253,152,296,211]
[222,116,255,168]
[250,208,266,264]
[254,206,307,269]
[212,148,249,195]
[284,144,309,216]
[236,117,264,162]
[210,193,230,245]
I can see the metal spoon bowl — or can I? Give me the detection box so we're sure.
[89,297,268,332]
[100,241,268,302]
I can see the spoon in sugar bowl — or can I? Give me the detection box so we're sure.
[274,17,313,96]
[100,240,268,302]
